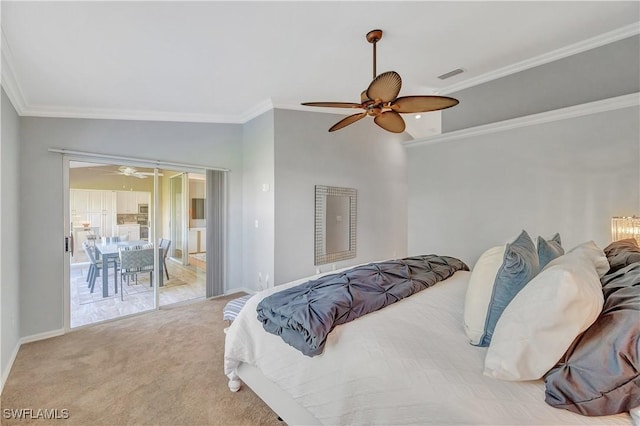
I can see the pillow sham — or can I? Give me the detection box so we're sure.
[603,238,640,274]
[483,242,605,381]
[537,233,563,270]
[565,240,610,278]
[544,261,640,416]
[463,230,539,347]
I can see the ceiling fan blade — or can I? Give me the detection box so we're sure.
[366,71,402,103]
[360,90,370,103]
[302,102,363,109]
[373,111,406,133]
[391,95,459,113]
[328,112,367,132]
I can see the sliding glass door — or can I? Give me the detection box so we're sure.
[159,170,207,306]
[63,154,225,329]
[66,159,157,328]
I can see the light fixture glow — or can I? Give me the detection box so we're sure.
[415,114,422,119]
[611,216,640,245]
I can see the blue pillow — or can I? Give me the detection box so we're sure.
[538,233,564,270]
[478,230,540,347]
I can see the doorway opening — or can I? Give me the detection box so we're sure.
[161,169,207,307]
[67,160,207,328]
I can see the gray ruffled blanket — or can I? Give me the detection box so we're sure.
[256,255,469,356]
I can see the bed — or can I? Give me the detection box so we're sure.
[224,241,637,425]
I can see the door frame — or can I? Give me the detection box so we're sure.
[63,155,161,331]
[60,151,227,331]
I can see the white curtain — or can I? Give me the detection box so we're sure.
[205,170,227,297]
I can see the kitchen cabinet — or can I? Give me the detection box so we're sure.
[136,192,149,206]
[89,191,103,211]
[116,191,150,214]
[71,190,90,215]
[116,224,140,241]
[116,191,136,214]
[70,189,116,237]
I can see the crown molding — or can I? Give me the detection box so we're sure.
[438,22,640,95]
[271,101,357,116]
[239,98,275,122]
[3,23,638,124]
[17,104,246,124]
[17,99,273,125]
[403,92,640,149]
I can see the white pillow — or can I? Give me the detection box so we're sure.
[561,240,610,278]
[483,242,605,381]
[630,405,640,426]
[463,230,539,346]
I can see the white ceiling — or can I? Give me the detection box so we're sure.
[2,1,639,138]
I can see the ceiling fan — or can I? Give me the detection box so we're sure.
[116,166,161,179]
[302,29,459,133]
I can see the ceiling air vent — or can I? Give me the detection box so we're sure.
[437,68,464,80]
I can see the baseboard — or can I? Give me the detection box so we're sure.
[1,328,64,395]
[20,328,65,345]
[223,287,256,296]
[1,340,21,396]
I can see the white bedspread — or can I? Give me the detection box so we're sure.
[224,270,632,425]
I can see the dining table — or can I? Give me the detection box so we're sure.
[95,240,164,297]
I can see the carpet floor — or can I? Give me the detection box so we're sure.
[1,294,282,426]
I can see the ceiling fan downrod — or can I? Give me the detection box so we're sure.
[366,29,383,79]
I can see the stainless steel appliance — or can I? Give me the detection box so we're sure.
[139,225,149,240]
[138,204,149,214]
[137,214,149,241]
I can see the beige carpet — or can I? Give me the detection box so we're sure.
[1,294,282,426]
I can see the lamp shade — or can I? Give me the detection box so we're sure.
[611,216,640,245]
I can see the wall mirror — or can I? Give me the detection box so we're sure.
[315,185,357,265]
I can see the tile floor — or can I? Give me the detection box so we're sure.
[70,258,206,328]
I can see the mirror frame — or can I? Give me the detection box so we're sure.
[314,185,357,265]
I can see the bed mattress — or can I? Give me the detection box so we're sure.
[224,270,632,425]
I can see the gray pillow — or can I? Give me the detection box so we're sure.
[478,230,539,347]
[544,261,640,415]
[603,238,640,274]
[537,233,564,270]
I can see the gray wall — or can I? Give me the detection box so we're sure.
[273,109,410,284]
[19,117,243,337]
[410,36,640,267]
[442,35,640,132]
[1,89,21,386]
[407,106,640,267]
[242,110,275,290]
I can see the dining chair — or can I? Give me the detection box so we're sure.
[159,238,171,280]
[119,246,154,301]
[99,236,120,245]
[83,241,118,294]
